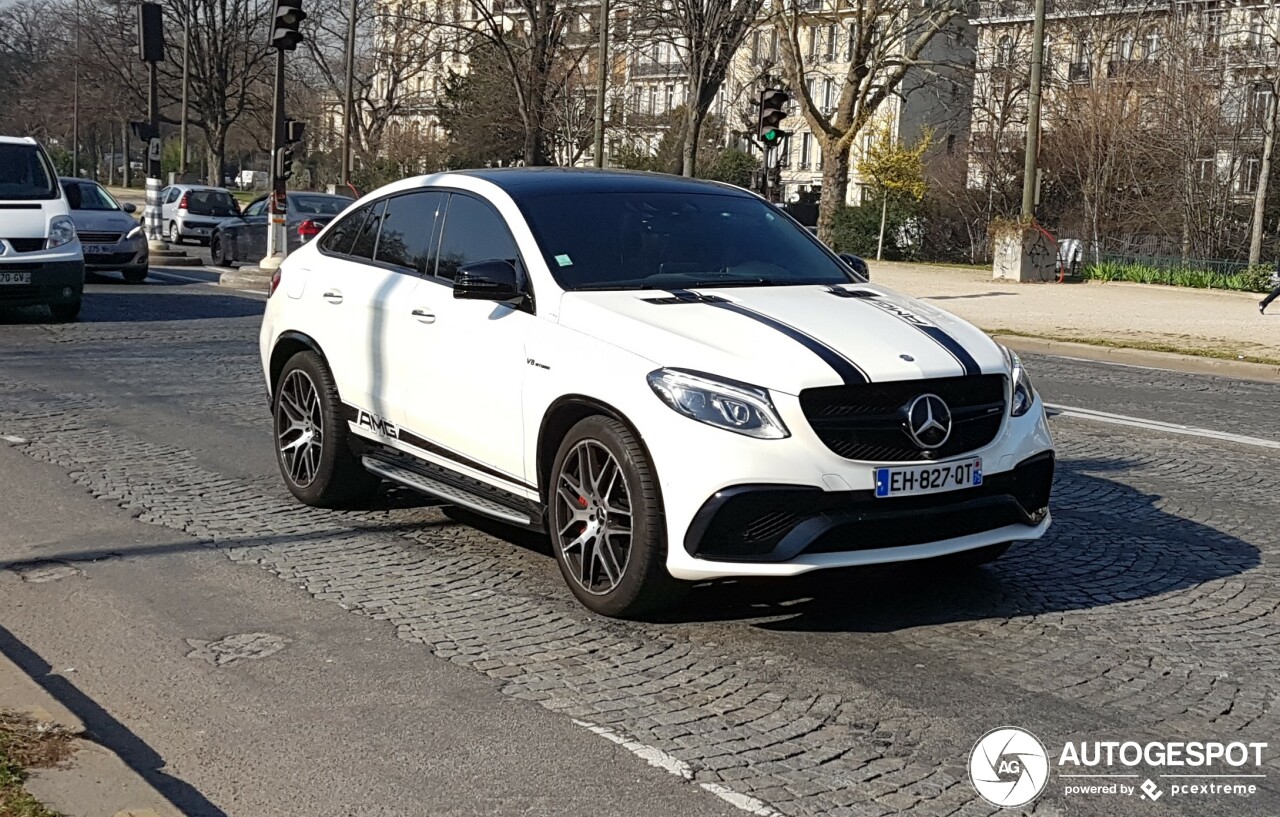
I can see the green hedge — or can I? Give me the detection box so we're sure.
[1081,261,1275,293]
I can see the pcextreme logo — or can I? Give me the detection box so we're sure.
[969,727,1050,808]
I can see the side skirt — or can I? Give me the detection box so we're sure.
[361,444,547,532]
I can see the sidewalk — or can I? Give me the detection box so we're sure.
[872,260,1280,368]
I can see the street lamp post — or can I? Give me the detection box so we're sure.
[72,0,80,177]
[1020,0,1046,220]
[592,0,609,168]
[180,2,191,178]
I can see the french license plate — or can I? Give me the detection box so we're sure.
[83,245,113,255]
[875,457,983,498]
[0,272,32,284]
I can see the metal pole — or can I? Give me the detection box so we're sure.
[1020,0,1046,219]
[263,47,287,266]
[592,0,609,167]
[341,0,357,185]
[146,60,164,243]
[180,2,191,177]
[73,0,80,177]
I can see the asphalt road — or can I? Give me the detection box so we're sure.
[0,271,1277,817]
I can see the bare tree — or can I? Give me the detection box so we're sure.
[770,0,966,242]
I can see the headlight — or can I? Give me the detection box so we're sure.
[46,216,77,249]
[647,368,789,439]
[126,224,143,240]
[1001,345,1036,417]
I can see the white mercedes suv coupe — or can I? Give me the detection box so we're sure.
[259,169,1054,617]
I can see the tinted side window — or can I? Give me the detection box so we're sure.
[435,194,519,281]
[318,204,370,256]
[375,191,444,274]
[349,199,386,260]
[244,198,267,217]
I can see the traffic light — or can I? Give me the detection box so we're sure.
[274,145,296,182]
[129,121,157,142]
[137,3,164,63]
[285,118,306,144]
[757,88,791,146]
[269,0,306,50]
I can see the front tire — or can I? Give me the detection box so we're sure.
[210,234,232,267]
[49,299,81,322]
[548,416,684,618]
[273,350,379,508]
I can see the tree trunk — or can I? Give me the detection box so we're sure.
[1249,86,1277,267]
[206,125,227,187]
[876,191,889,261]
[681,96,701,178]
[816,140,850,245]
[121,120,132,188]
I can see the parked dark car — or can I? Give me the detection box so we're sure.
[210,192,353,267]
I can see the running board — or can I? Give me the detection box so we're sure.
[361,453,536,527]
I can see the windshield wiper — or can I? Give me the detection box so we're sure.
[687,278,776,288]
[571,283,658,291]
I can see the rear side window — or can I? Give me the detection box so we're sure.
[375,191,444,274]
[0,144,57,200]
[319,204,371,256]
[435,194,519,281]
[187,190,238,216]
[349,200,386,260]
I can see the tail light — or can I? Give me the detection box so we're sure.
[178,192,189,210]
[297,219,321,242]
[268,267,282,298]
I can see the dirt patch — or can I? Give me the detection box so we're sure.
[0,710,77,817]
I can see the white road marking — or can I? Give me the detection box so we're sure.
[572,720,692,779]
[2,435,27,444]
[237,288,267,296]
[1048,404,1280,450]
[149,270,217,285]
[573,719,784,815]
[699,783,784,816]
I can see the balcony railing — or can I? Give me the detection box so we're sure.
[976,0,1164,21]
[631,60,683,77]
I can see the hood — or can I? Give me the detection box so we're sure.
[69,210,138,234]
[0,199,67,239]
[557,284,1008,394]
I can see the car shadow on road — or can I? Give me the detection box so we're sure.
[655,456,1261,630]
[0,290,262,325]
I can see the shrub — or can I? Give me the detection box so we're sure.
[1081,261,1273,293]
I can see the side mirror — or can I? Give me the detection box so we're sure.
[839,253,870,281]
[454,259,523,302]
[122,202,137,214]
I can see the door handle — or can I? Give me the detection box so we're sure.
[411,308,436,324]
[322,290,343,304]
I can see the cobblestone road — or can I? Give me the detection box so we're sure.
[1,280,1277,817]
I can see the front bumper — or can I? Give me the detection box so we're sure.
[685,452,1053,563]
[0,258,86,306]
[84,237,147,271]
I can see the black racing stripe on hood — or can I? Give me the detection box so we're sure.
[837,291,982,377]
[667,290,869,385]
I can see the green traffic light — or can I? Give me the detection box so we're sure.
[764,129,779,142]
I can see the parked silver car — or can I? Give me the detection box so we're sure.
[158,184,240,245]
[59,177,149,283]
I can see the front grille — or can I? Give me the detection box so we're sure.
[77,231,122,244]
[801,374,1006,462]
[4,238,44,253]
[85,252,137,265]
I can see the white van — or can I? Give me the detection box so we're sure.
[0,136,84,320]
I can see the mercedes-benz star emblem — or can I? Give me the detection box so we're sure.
[905,394,952,450]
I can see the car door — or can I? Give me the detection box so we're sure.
[236,197,268,260]
[393,191,535,490]
[305,197,422,423]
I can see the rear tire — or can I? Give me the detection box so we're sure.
[49,299,81,322]
[168,221,181,244]
[548,415,684,618]
[273,350,379,508]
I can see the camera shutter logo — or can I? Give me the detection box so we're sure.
[969,727,1050,808]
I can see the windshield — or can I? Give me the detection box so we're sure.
[63,181,121,211]
[518,191,854,291]
[186,189,239,216]
[290,194,350,216]
[0,143,58,201]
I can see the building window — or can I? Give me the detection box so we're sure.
[1198,157,1215,181]
[1117,29,1135,62]
[822,78,834,110]
[770,29,779,61]
[1204,9,1224,51]
[1241,157,1261,194]
[808,26,820,60]
[751,30,761,63]
[1250,12,1267,49]
[1249,84,1274,129]
[825,24,837,62]
[800,133,812,169]
[995,35,1013,67]
[665,84,675,110]
[1142,28,1159,60]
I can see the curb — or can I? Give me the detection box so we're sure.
[0,652,184,817]
[994,335,1280,383]
[218,267,272,291]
